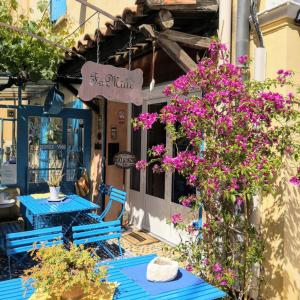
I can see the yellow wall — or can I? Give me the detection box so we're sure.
[250,16,300,299]
[65,0,136,39]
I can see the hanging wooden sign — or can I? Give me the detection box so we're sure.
[78,61,143,106]
[113,151,136,169]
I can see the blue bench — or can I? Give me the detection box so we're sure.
[6,226,63,278]
[72,220,122,258]
[0,221,23,251]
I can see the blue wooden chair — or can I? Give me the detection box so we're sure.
[72,220,123,258]
[87,187,127,223]
[6,226,63,278]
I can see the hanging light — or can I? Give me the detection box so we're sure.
[43,85,64,114]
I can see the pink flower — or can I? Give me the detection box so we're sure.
[187,174,197,186]
[187,225,195,234]
[203,258,209,266]
[137,113,158,130]
[171,213,182,225]
[215,273,222,281]
[290,176,300,186]
[151,144,166,156]
[238,55,248,65]
[180,195,196,207]
[186,264,193,272]
[220,280,228,286]
[236,197,244,206]
[152,164,163,173]
[135,160,148,170]
[212,263,222,273]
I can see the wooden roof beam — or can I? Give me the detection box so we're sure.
[158,37,197,72]
[156,30,211,49]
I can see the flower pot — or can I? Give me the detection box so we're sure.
[30,283,116,300]
[49,186,60,200]
[61,285,84,300]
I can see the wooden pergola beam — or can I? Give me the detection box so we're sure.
[157,37,197,72]
[156,30,211,49]
[139,24,198,72]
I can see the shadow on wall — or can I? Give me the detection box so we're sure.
[261,160,300,299]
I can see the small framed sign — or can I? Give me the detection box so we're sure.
[1,164,17,185]
[7,110,15,118]
[40,144,67,151]
[113,151,136,169]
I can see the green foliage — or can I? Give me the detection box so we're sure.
[0,0,74,81]
[22,244,117,299]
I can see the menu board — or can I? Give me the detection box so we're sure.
[1,164,17,185]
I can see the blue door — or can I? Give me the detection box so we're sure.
[17,106,91,195]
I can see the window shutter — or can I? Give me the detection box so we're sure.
[50,0,67,22]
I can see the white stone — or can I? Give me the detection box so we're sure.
[146,257,179,282]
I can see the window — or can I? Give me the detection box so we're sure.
[50,0,66,22]
[130,105,142,191]
[146,103,166,199]
[172,137,196,204]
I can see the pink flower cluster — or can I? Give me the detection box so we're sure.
[290,177,300,186]
[238,55,249,65]
[132,112,158,130]
[171,213,182,225]
[277,69,293,84]
[135,160,148,170]
[150,144,166,156]
[180,194,197,207]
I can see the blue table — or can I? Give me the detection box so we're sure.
[0,254,226,300]
[18,194,99,236]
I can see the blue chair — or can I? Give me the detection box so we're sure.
[87,187,127,222]
[6,226,63,278]
[72,220,122,258]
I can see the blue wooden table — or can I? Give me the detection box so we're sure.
[18,194,99,234]
[0,255,226,300]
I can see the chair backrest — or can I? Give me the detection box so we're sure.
[72,220,121,246]
[100,187,127,221]
[6,226,63,256]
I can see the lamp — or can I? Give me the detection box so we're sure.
[43,85,64,114]
[295,9,300,25]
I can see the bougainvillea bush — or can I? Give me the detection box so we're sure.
[132,41,300,299]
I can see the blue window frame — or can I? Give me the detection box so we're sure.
[50,0,67,22]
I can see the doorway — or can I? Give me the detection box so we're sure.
[17,106,91,194]
[128,84,192,245]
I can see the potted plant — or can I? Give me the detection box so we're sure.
[46,162,64,201]
[47,171,63,200]
[22,244,117,300]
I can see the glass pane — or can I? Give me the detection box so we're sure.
[66,118,84,181]
[0,114,17,165]
[28,117,63,183]
[130,104,142,191]
[146,103,166,199]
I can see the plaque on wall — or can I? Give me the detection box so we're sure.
[113,151,136,169]
[1,164,17,185]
